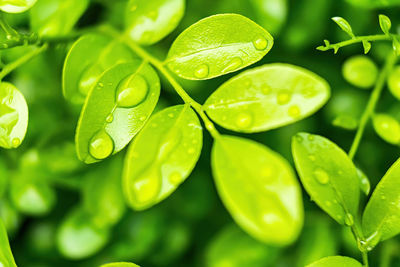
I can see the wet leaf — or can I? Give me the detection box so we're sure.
[0,219,17,267]
[0,0,36,13]
[372,113,400,145]
[306,256,362,267]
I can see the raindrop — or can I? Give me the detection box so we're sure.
[344,213,354,226]
[288,105,301,118]
[116,74,148,108]
[89,130,114,160]
[105,114,113,123]
[277,90,291,105]
[253,36,268,50]
[236,112,253,129]
[313,168,329,184]
[11,137,20,147]
[223,57,243,73]
[194,64,209,79]
[169,171,182,185]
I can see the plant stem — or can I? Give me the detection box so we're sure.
[0,43,48,81]
[348,52,398,160]
[103,27,221,139]
[317,34,394,53]
[362,251,369,267]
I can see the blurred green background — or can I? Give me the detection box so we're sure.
[2,0,400,266]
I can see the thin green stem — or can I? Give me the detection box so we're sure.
[102,27,221,139]
[362,251,369,267]
[0,43,48,81]
[317,34,394,53]
[348,52,398,160]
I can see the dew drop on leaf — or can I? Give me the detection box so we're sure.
[105,114,113,123]
[288,105,301,118]
[89,130,114,160]
[277,90,291,105]
[344,213,354,226]
[116,74,148,108]
[223,57,243,73]
[235,112,253,129]
[253,36,268,50]
[313,168,330,184]
[194,64,209,79]
[168,171,182,185]
[11,138,20,148]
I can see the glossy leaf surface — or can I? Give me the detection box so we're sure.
[0,0,36,13]
[30,0,89,36]
[123,105,202,210]
[342,55,378,89]
[0,220,17,267]
[212,135,303,245]
[372,113,400,145]
[306,256,362,267]
[63,34,136,104]
[166,14,273,80]
[0,82,28,149]
[125,0,185,45]
[362,158,400,243]
[204,64,330,132]
[76,61,160,164]
[292,133,360,225]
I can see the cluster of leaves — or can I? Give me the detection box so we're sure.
[1,0,400,266]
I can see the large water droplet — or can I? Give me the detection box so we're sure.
[253,36,268,50]
[89,130,114,160]
[116,74,148,108]
[288,105,301,118]
[236,112,253,129]
[194,64,209,79]
[79,64,103,96]
[344,213,354,226]
[11,137,20,148]
[223,57,243,73]
[133,167,161,204]
[277,90,292,105]
[313,168,330,184]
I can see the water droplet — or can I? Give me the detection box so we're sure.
[169,171,182,185]
[277,90,291,105]
[187,148,195,154]
[133,167,161,204]
[79,64,102,95]
[253,36,268,50]
[262,86,271,94]
[11,137,20,147]
[313,168,329,184]
[139,116,146,121]
[288,105,301,118]
[295,135,303,142]
[89,130,114,160]
[381,195,386,200]
[307,135,314,141]
[194,64,209,79]
[344,213,354,226]
[106,114,113,123]
[308,154,316,161]
[223,57,243,73]
[236,112,253,129]
[325,200,332,207]
[116,74,148,108]
[6,34,12,40]
[168,113,174,118]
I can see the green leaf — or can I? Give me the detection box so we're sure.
[125,0,185,45]
[362,40,371,54]
[0,82,28,149]
[388,66,400,100]
[0,0,36,13]
[292,132,360,226]
[345,0,400,8]
[205,224,279,267]
[57,207,110,260]
[30,0,89,36]
[356,168,371,196]
[204,63,330,133]
[331,17,354,37]
[342,55,378,89]
[372,113,400,145]
[306,256,362,267]
[212,135,303,245]
[123,104,202,210]
[332,114,358,130]
[76,61,160,164]
[83,157,126,228]
[166,14,273,80]
[0,219,17,267]
[101,263,139,267]
[392,37,400,56]
[63,33,137,104]
[379,14,391,35]
[248,0,288,35]
[362,157,400,245]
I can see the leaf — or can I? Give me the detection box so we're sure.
[306,256,362,267]
[212,135,303,245]
[101,263,140,267]
[248,0,288,35]
[362,40,371,54]
[388,66,400,100]
[30,0,89,36]
[356,168,371,195]
[379,14,391,35]
[332,114,358,130]
[166,14,273,80]
[345,0,400,8]
[372,113,400,145]
[123,104,202,210]
[0,0,36,13]
[331,17,354,37]
[205,224,279,267]
[57,207,110,259]
[125,0,185,45]
[63,33,137,104]
[342,55,378,89]
[204,63,330,133]
[392,37,400,56]
[83,157,126,228]
[292,132,360,226]
[0,82,28,149]
[362,157,400,245]
[0,220,17,267]
[76,61,160,164]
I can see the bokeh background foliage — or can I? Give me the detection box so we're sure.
[1,0,400,266]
